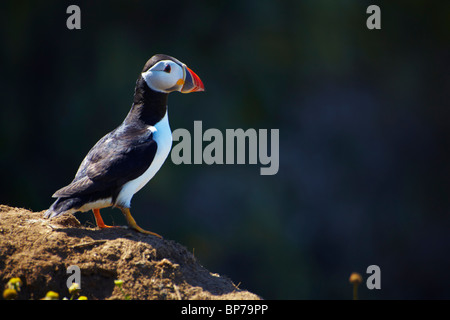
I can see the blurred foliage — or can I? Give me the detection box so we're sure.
[1,0,449,299]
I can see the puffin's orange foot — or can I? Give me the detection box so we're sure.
[92,209,117,229]
[119,207,162,238]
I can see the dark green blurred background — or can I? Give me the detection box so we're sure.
[1,0,449,299]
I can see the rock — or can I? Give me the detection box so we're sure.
[0,205,260,300]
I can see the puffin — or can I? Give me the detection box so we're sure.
[44,54,204,238]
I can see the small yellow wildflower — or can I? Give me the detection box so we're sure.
[349,272,363,300]
[68,283,81,295]
[43,291,60,300]
[7,277,23,291]
[114,279,130,300]
[349,272,363,285]
[3,288,18,300]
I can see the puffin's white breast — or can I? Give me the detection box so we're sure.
[116,110,172,207]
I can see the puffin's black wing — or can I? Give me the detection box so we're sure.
[52,125,157,198]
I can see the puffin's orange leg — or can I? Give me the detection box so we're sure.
[119,206,162,238]
[92,208,115,229]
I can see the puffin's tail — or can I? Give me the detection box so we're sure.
[44,198,78,219]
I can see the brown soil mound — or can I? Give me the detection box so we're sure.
[0,205,260,300]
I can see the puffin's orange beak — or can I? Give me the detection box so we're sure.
[181,66,204,93]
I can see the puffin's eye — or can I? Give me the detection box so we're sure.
[164,65,171,73]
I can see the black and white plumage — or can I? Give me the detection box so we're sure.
[44,54,204,237]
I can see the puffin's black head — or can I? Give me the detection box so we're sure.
[141,54,204,94]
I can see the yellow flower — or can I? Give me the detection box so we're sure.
[43,291,60,300]
[3,288,18,300]
[349,272,363,285]
[78,296,88,300]
[7,277,23,291]
[114,279,124,288]
[68,283,81,295]
[349,272,363,300]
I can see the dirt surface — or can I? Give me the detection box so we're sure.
[0,205,260,300]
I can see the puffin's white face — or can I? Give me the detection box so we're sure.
[142,59,204,94]
[142,60,185,93]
